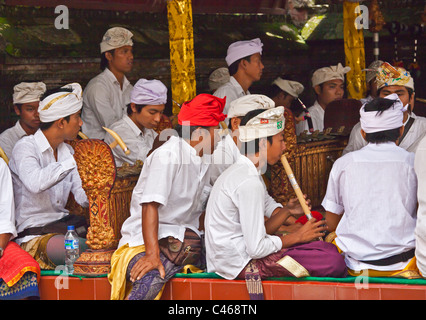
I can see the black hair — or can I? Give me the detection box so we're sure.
[100,49,115,71]
[39,86,73,130]
[377,86,414,101]
[363,97,403,143]
[239,108,273,155]
[126,103,147,116]
[263,84,289,100]
[175,124,210,139]
[228,55,251,76]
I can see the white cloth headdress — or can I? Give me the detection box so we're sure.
[360,93,407,133]
[311,63,351,87]
[208,67,230,91]
[225,38,263,66]
[13,82,46,104]
[362,60,384,83]
[131,79,167,105]
[228,94,275,119]
[272,78,304,98]
[238,106,285,142]
[100,27,133,54]
[375,62,414,91]
[38,83,83,123]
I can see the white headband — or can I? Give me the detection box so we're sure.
[38,83,83,123]
[360,93,407,134]
[228,94,275,119]
[225,38,263,66]
[13,82,46,104]
[100,27,133,54]
[238,106,285,143]
[131,79,167,105]
[272,78,304,98]
[311,63,351,87]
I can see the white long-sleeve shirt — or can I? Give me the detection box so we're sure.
[0,121,27,160]
[9,129,88,244]
[0,158,17,239]
[118,136,210,248]
[205,155,283,280]
[104,114,158,167]
[322,142,417,272]
[81,68,133,140]
[213,76,250,118]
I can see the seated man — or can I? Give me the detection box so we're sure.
[0,82,46,159]
[360,60,383,104]
[323,95,419,278]
[9,83,89,270]
[104,78,167,166]
[295,63,350,135]
[108,94,226,300]
[0,158,40,300]
[415,135,426,276]
[343,62,426,155]
[205,107,347,299]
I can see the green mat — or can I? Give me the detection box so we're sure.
[41,270,426,286]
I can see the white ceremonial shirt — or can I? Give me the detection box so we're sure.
[213,76,250,118]
[343,114,426,155]
[295,100,325,135]
[118,136,210,248]
[415,136,426,275]
[9,129,89,244]
[205,155,283,280]
[322,142,417,272]
[81,68,133,140]
[0,158,17,239]
[0,121,27,160]
[104,114,158,167]
[208,134,241,185]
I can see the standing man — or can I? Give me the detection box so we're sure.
[108,94,226,300]
[9,83,89,270]
[296,63,350,135]
[82,27,134,140]
[342,62,426,155]
[104,78,167,166]
[214,38,264,117]
[0,82,46,159]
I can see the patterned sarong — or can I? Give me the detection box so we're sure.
[0,242,40,300]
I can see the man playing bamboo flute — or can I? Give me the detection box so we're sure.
[108,94,226,300]
[205,107,347,299]
[323,95,420,278]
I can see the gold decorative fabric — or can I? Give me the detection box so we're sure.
[167,0,197,115]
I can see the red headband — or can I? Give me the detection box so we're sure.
[178,94,227,127]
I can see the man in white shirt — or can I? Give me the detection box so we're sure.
[0,82,46,160]
[82,27,134,140]
[295,63,350,135]
[205,107,346,299]
[343,62,426,155]
[108,94,226,300]
[9,83,89,270]
[323,95,420,278]
[104,79,167,166]
[213,38,264,117]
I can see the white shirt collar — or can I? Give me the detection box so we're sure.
[229,76,248,95]
[103,67,131,89]
[123,114,142,137]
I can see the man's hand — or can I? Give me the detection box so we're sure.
[129,252,165,282]
[286,195,311,217]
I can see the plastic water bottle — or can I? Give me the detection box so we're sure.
[64,225,79,274]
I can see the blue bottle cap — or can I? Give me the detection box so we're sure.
[67,225,75,231]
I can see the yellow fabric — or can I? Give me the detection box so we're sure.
[108,244,167,300]
[329,236,421,279]
[20,233,59,270]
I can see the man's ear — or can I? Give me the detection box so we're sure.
[13,105,21,116]
[130,103,138,114]
[313,85,322,96]
[57,117,66,129]
[105,51,113,62]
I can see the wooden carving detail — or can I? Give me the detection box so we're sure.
[72,139,117,250]
[266,108,298,205]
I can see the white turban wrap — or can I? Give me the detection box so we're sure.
[225,38,263,66]
[239,106,285,143]
[360,93,407,134]
[311,63,351,87]
[375,62,414,91]
[228,94,275,119]
[100,27,133,54]
[272,78,304,98]
[208,67,230,91]
[38,83,83,123]
[130,79,167,105]
[13,82,46,104]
